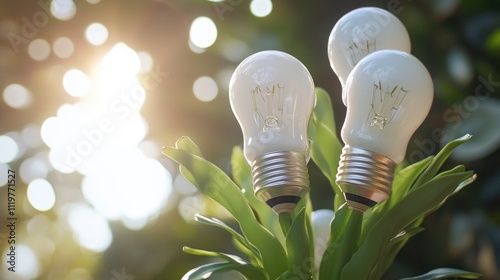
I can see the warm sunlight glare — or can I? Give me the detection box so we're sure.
[81,148,172,230]
[67,204,113,252]
[98,43,141,92]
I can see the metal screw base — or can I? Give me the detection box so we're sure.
[251,151,310,214]
[336,146,396,212]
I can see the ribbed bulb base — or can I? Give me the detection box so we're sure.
[336,146,397,212]
[251,151,310,214]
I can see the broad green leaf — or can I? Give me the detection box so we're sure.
[319,204,362,280]
[369,227,425,280]
[162,143,287,278]
[453,174,477,194]
[341,169,473,280]
[399,268,482,280]
[412,134,472,189]
[181,262,269,280]
[390,156,434,205]
[194,214,261,265]
[176,136,204,157]
[308,88,343,210]
[361,156,434,240]
[183,247,249,265]
[230,146,283,242]
[285,208,312,279]
[312,87,337,132]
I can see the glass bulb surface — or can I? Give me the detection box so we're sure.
[229,50,315,163]
[342,49,433,163]
[328,7,411,105]
[337,50,433,212]
[229,50,315,214]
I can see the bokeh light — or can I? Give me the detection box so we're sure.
[62,69,90,97]
[82,149,172,229]
[250,0,273,17]
[0,135,18,163]
[53,37,75,59]
[22,124,43,148]
[50,0,77,21]
[189,16,217,49]
[20,157,50,184]
[2,245,40,279]
[1,1,499,279]
[3,83,33,109]
[85,22,108,46]
[188,39,207,54]
[67,204,113,252]
[193,76,218,102]
[28,38,51,61]
[0,163,9,187]
[27,178,56,211]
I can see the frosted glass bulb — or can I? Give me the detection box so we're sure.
[229,50,315,214]
[337,49,433,212]
[328,7,411,105]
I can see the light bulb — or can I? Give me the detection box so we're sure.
[328,7,411,105]
[337,49,434,212]
[229,50,315,214]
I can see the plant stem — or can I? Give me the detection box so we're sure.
[279,212,293,236]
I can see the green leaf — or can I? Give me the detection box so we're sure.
[369,227,425,280]
[230,146,283,243]
[412,134,472,189]
[285,208,312,279]
[181,262,269,280]
[183,247,249,265]
[319,204,362,280]
[361,156,434,240]
[308,88,344,210]
[399,268,482,280]
[194,214,261,265]
[176,136,204,157]
[390,156,434,205]
[311,87,337,131]
[341,169,474,280]
[162,141,287,278]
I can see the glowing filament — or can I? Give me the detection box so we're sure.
[347,40,376,67]
[251,83,285,130]
[368,81,408,129]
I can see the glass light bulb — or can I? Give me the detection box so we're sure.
[328,7,411,105]
[229,50,315,214]
[337,49,433,212]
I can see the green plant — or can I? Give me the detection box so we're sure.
[162,88,482,280]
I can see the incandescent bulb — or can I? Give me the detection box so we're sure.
[337,50,433,212]
[328,7,411,105]
[229,50,315,214]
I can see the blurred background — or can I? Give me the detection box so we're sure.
[0,0,500,279]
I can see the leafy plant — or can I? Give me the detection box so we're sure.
[162,88,481,280]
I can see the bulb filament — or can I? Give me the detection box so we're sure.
[347,40,376,67]
[251,83,285,130]
[368,80,408,129]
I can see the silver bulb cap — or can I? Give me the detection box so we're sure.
[251,151,310,214]
[336,146,396,212]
